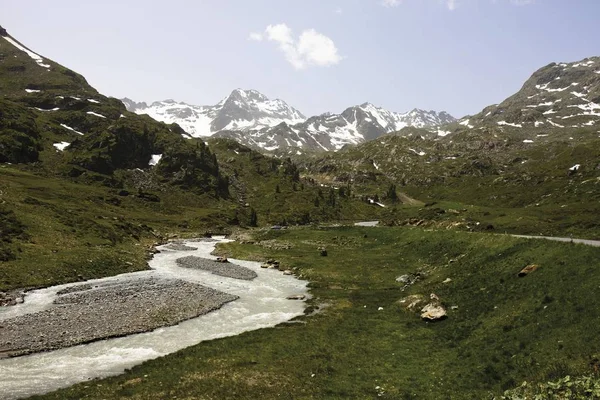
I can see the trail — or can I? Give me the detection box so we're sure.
[511,234,600,247]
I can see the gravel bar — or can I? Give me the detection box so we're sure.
[164,243,198,251]
[176,256,258,280]
[0,276,237,358]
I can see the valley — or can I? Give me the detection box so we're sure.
[1,10,600,400]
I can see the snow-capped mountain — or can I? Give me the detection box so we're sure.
[216,103,456,151]
[122,90,455,152]
[122,89,306,137]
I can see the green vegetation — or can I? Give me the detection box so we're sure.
[3,29,600,399]
[34,226,600,399]
[500,375,600,399]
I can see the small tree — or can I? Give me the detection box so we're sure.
[386,184,399,203]
[249,208,258,227]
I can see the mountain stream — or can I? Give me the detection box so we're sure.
[0,237,308,399]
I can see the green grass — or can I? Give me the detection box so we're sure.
[33,226,600,399]
[0,165,234,291]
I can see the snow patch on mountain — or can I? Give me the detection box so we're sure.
[2,36,51,69]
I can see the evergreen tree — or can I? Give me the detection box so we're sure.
[386,184,399,203]
[249,208,258,227]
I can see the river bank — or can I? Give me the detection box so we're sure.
[0,237,308,400]
[0,276,237,358]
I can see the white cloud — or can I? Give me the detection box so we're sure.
[248,32,263,41]
[334,7,343,14]
[446,0,458,10]
[253,23,342,70]
[381,0,401,6]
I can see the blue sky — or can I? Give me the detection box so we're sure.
[2,0,599,118]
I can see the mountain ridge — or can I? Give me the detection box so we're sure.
[122,91,456,152]
[452,56,600,132]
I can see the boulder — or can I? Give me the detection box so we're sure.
[286,294,306,300]
[420,303,447,321]
[320,248,328,257]
[283,270,293,275]
[420,293,447,321]
[216,257,229,263]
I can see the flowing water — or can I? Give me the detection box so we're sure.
[0,238,308,399]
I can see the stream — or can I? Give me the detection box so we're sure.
[0,237,308,400]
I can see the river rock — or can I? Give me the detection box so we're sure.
[286,294,306,300]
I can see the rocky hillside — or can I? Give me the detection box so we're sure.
[0,25,226,194]
[455,57,600,131]
[123,92,455,153]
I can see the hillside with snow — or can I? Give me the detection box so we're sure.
[455,57,600,132]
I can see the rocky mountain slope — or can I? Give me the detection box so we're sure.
[123,93,455,152]
[454,57,600,131]
[122,89,306,138]
[216,103,455,152]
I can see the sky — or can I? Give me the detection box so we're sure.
[2,0,599,118]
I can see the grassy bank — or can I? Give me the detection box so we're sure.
[34,226,600,399]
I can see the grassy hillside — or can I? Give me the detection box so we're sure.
[299,128,600,238]
[33,226,600,399]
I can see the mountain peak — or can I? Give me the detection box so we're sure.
[0,25,7,36]
[228,88,269,103]
[121,91,454,151]
[122,89,306,137]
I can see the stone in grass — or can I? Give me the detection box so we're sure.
[420,293,447,321]
[518,264,539,277]
[397,294,426,312]
[320,248,328,257]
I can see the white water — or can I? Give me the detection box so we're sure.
[0,238,308,399]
